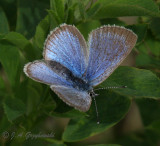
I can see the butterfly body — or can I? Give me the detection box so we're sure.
[47,60,91,91]
[24,24,137,112]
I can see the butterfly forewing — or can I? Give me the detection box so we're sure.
[24,60,72,86]
[85,25,137,86]
[43,24,89,78]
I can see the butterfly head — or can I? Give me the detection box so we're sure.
[88,89,99,98]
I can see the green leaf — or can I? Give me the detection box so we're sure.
[129,98,160,145]
[100,18,125,26]
[43,138,66,146]
[14,79,40,116]
[136,54,160,69]
[48,144,66,146]
[0,76,5,89]
[3,96,26,121]
[50,109,86,118]
[0,0,17,31]
[66,6,75,24]
[143,39,160,57]
[86,2,101,18]
[14,80,28,102]
[77,20,101,40]
[63,91,131,142]
[136,53,151,67]
[150,17,160,40]
[41,97,57,115]
[89,144,121,146]
[4,32,30,49]
[88,0,159,19]
[135,39,160,69]
[25,80,44,115]
[136,98,160,126]
[4,32,36,61]
[115,130,158,146]
[0,115,11,134]
[26,86,41,115]
[16,0,49,38]
[126,24,148,44]
[0,7,9,33]
[0,44,20,88]
[64,0,78,23]
[33,15,50,53]
[78,0,87,20]
[50,0,65,22]
[147,120,160,134]
[103,66,160,98]
[0,34,5,39]
[23,139,50,146]
[47,10,61,28]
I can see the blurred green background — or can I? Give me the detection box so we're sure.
[0,0,160,145]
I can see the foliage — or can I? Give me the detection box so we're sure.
[0,0,160,145]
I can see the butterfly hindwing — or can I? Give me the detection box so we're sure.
[50,85,92,112]
[24,60,92,112]
[85,25,137,86]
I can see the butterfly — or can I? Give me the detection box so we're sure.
[24,24,137,113]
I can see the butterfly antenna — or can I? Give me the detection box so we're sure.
[94,85,127,91]
[92,95,100,124]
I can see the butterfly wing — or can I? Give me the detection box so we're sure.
[85,25,137,86]
[24,60,91,112]
[24,60,72,87]
[50,85,91,112]
[43,24,89,78]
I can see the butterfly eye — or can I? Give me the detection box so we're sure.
[89,92,92,96]
[89,91,95,97]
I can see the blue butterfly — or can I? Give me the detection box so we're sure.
[24,24,137,112]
